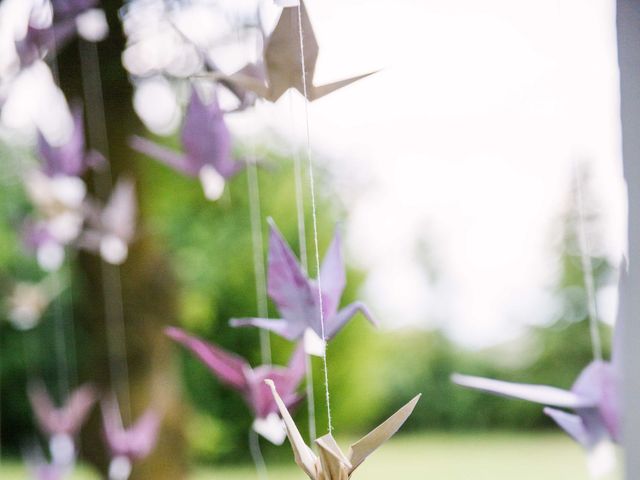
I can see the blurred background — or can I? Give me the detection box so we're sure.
[0,0,625,478]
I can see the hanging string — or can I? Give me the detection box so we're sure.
[287,91,317,444]
[289,93,309,274]
[45,32,78,403]
[296,3,332,433]
[248,428,268,480]
[572,161,603,362]
[51,270,70,401]
[247,159,272,365]
[241,5,270,478]
[62,263,79,390]
[78,38,132,422]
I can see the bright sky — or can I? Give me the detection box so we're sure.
[245,0,627,347]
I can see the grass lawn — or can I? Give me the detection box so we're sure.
[1,432,621,479]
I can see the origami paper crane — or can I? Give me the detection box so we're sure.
[29,382,97,439]
[22,220,67,271]
[24,170,86,245]
[267,379,420,479]
[37,105,104,178]
[25,452,72,480]
[28,382,97,465]
[7,279,57,330]
[79,178,137,265]
[130,88,244,201]
[212,0,375,102]
[165,326,306,444]
[231,219,376,356]
[452,358,620,476]
[16,0,108,67]
[101,399,160,480]
[29,463,67,480]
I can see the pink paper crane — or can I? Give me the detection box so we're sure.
[166,326,306,444]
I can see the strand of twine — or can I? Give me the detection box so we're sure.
[46,32,77,404]
[245,5,270,478]
[572,161,603,362]
[247,159,272,365]
[78,39,132,423]
[288,90,317,444]
[289,93,309,273]
[51,270,70,402]
[248,428,268,480]
[296,3,333,433]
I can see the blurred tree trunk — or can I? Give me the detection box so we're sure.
[57,1,188,477]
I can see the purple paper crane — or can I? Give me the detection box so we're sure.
[230,219,376,356]
[26,455,71,480]
[22,220,66,272]
[28,382,97,465]
[101,399,160,480]
[165,326,306,444]
[37,104,104,178]
[130,88,244,201]
[79,178,137,265]
[29,382,97,438]
[16,0,107,67]
[30,464,66,480]
[453,350,620,476]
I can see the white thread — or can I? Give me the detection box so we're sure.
[289,90,317,443]
[289,92,309,275]
[52,270,70,400]
[296,3,333,433]
[248,428,269,480]
[304,352,317,443]
[573,161,603,362]
[78,39,132,423]
[247,160,272,365]
[46,33,76,403]
[62,263,79,390]
[247,3,272,367]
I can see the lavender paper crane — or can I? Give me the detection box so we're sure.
[28,382,97,465]
[165,326,306,444]
[101,399,160,480]
[16,0,108,67]
[130,88,244,201]
[22,220,67,271]
[37,104,104,178]
[212,0,376,102]
[29,463,67,480]
[452,349,620,476]
[25,452,72,480]
[267,380,421,479]
[230,220,376,356]
[79,178,137,265]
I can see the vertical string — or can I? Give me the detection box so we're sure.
[288,91,317,443]
[62,263,79,390]
[51,270,70,401]
[289,93,309,274]
[45,28,78,404]
[247,160,272,365]
[248,429,268,480]
[78,39,132,423]
[296,4,332,433]
[245,5,269,478]
[304,352,316,443]
[572,161,603,362]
